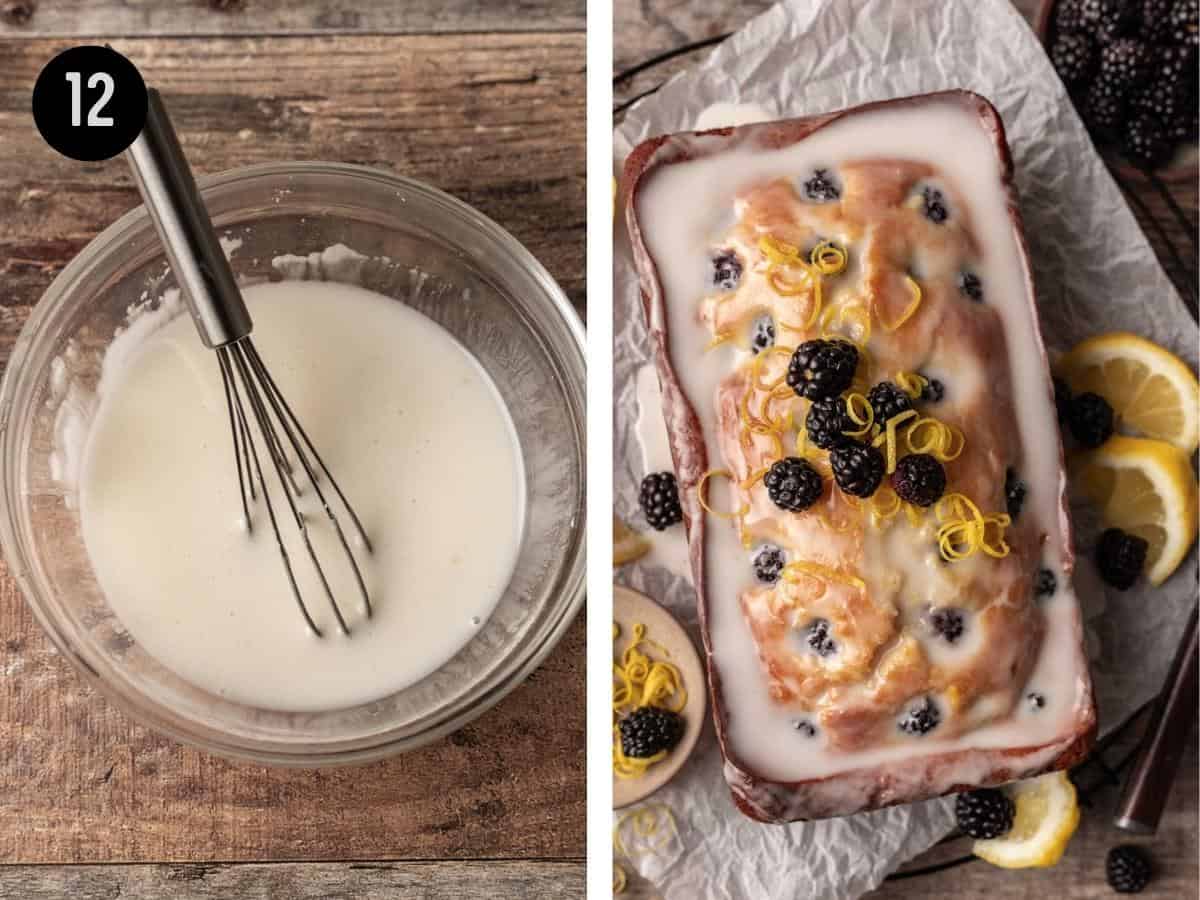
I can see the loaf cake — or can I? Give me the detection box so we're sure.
[623,92,1096,823]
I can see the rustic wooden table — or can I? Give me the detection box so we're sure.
[614,1,1198,898]
[0,2,585,897]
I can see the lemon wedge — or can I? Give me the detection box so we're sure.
[614,515,651,567]
[973,771,1080,869]
[1058,332,1200,454]
[1074,435,1199,585]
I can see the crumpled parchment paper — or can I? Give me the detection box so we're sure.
[612,1,1199,897]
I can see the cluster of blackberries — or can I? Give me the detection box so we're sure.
[1053,377,1116,448]
[1050,0,1198,169]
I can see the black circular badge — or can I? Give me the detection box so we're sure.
[32,46,147,162]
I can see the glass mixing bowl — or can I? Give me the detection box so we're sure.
[0,162,585,764]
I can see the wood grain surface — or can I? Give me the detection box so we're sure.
[614,1,1198,898]
[0,0,585,36]
[0,4,586,892]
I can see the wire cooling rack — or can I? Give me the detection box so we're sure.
[613,34,1197,882]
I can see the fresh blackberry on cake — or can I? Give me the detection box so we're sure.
[918,375,945,403]
[1056,0,1089,33]
[618,706,684,759]
[803,168,841,202]
[867,381,913,427]
[1006,468,1027,519]
[1096,527,1148,589]
[1141,0,1174,42]
[958,271,983,301]
[830,440,885,498]
[892,453,946,507]
[1082,0,1137,42]
[921,186,949,223]
[1169,0,1199,46]
[1086,78,1128,132]
[929,607,965,643]
[1098,39,1153,94]
[1036,568,1058,598]
[898,697,941,736]
[806,396,852,450]
[639,472,683,531]
[764,457,823,512]
[712,249,743,291]
[955,788,1015,839]
[787,338,859,400]
[806,618,837,656]
[749,314,775,354]
[1106,845,1153,893]
[752,544,786,584]
[1051,33,1099,87]
[1122,112,1174,168]
[1068,391,1115,447]
[1053,376,1073,425]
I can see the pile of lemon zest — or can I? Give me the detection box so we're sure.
[697,469,750,520]
[843,392,875,437]
[871,409,918,473]
[758,234,804,265]
[933,493,1011,561]
[613,624,688,780]
[895,370,929,399]
[782,560,866,592]
[750,346,793,392]
[614,805,680,861]
[878,276,923,332]
[613,863,628,894]
[767,264,812,297]
[810,240,847,275]
[904,416,967,463]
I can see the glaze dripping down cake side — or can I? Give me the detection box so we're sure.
[624,92,1095,823]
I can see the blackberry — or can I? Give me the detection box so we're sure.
[929,607,965,643]
[1006,468,1027,519]
[1140,0,1173,42]
[1027,691,1047,710]
[1170,0,1199,46]
[1156,43,1197,90]
[892,453,947,507]
[1123,112,1175,168]
[618,706,684,759]
[955,788,1015,839]
[750,314,775,354]
[793,718,818,737]
[1098,39,1153,94]
[830,440,885,498]
[1056,0,1088,33]
[898,697,941,736]
[1086,77,1128,131]
[959,271,983,301]
[764,457,824,512]
[1035,568,1058,598]
[803,168,841,202]
[867,381,913,426]
[1097,528,1148,589]
[806,618,837,656]
[753,544,786,584]
[639,472,683,531]
[787,338,859,400]
[919,376,945,403]
[1051,33,1099,87]
[1083,0,1137,42]
[1053,376,1073,425]
[1106,845,1153,893]
[712,249,743,291]
[921,186,949,224]
[806,396,852,450]
[1069,391,1115,447]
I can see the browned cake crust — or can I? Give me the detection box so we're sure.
[623,91,1096,823]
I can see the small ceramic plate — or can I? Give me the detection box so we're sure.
[613,584,706,809]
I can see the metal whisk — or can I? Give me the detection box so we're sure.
[126,89,372,637]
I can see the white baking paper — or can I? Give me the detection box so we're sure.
[612,1,1199,897]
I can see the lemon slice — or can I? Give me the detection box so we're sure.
[1058,332,1200,454]
[614,515,651,566]
[973,771,1079,869]
[1074,435,1199,585]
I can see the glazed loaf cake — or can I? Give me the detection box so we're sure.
[623,92,1096,823]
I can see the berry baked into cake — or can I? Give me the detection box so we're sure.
[623,92,1096,823]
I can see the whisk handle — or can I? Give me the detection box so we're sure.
[126,89,252,348]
